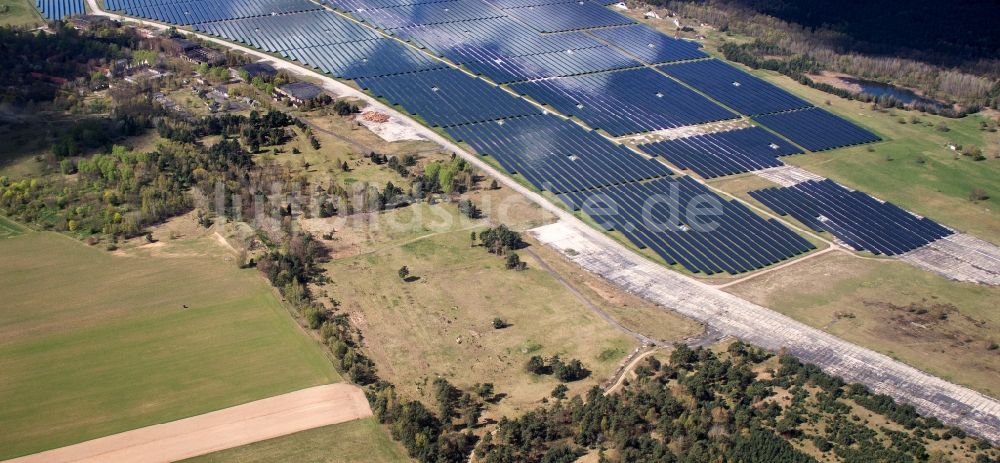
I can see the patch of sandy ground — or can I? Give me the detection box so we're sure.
[4,384,371,463]
[355,106,426,142]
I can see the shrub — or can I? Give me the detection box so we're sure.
[969,188,989,201]
[304,306,326,329]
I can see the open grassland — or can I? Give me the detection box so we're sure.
[726,251,1000,398]
[182,418,410,463]
[303,186,554,260]
[0,228,341,460]
[525,238,703,345]
[0,0,43,28]
[318,201,699,419]
[328,228,636,418]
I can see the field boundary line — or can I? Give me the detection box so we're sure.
[3,384,371,463]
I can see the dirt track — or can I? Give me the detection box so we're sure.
[4,384,371,463]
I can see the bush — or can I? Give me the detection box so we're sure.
[553,358,589,382]
[458,199,480,219]
[551,384,568,399]
[969,188,989,201]
[304,305,326,329]
[526,355,546,374]
[505,253,526,270]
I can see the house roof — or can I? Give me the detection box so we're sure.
[169,37,198,51]
[185,47,225,64]
[242,62,277,79]
[278,81,324,101]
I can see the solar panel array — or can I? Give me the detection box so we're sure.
[753,107,882,152]
[589,24,707,64]
[445,115,673,194]
[510,68,735,136]
[36,0,85,19]
[103,0,900,274]
[356,68,540,126]
[660,59,812,116]
[749,180,952,255]
[639,127,802,178]
[105,0,320,25]
[558,176,816,274]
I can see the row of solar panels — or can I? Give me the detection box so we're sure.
[462,46,641,84]
[194,10,381,51]
[357,68,541,126]
[35,0,85,19]
[750,180,952,256]
[350,0,504,30]
[394,17,603,62]
[105,0,321,25]
[510,67,736,136]
[754,107,882,152]
[640,127,800,179]
[282,39,447,79]
[328,0,631,32]
[558,176,816,274]
[445,115,673,194]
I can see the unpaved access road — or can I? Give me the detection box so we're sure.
[4,384,371,463]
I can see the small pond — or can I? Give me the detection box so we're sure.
[840,77,948,109]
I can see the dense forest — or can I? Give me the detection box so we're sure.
[656,1,1000,112]
[0,24,138,105]
[473,342,999,463]
[719,0,1000,66]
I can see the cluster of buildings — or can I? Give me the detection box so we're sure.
[65,16,329,113]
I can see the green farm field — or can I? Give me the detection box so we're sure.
[0,228,341,459]
[0,0,43,28]
[183,418,410,463]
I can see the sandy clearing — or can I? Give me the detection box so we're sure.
[4,384,371,463]
[354,107,425,142]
